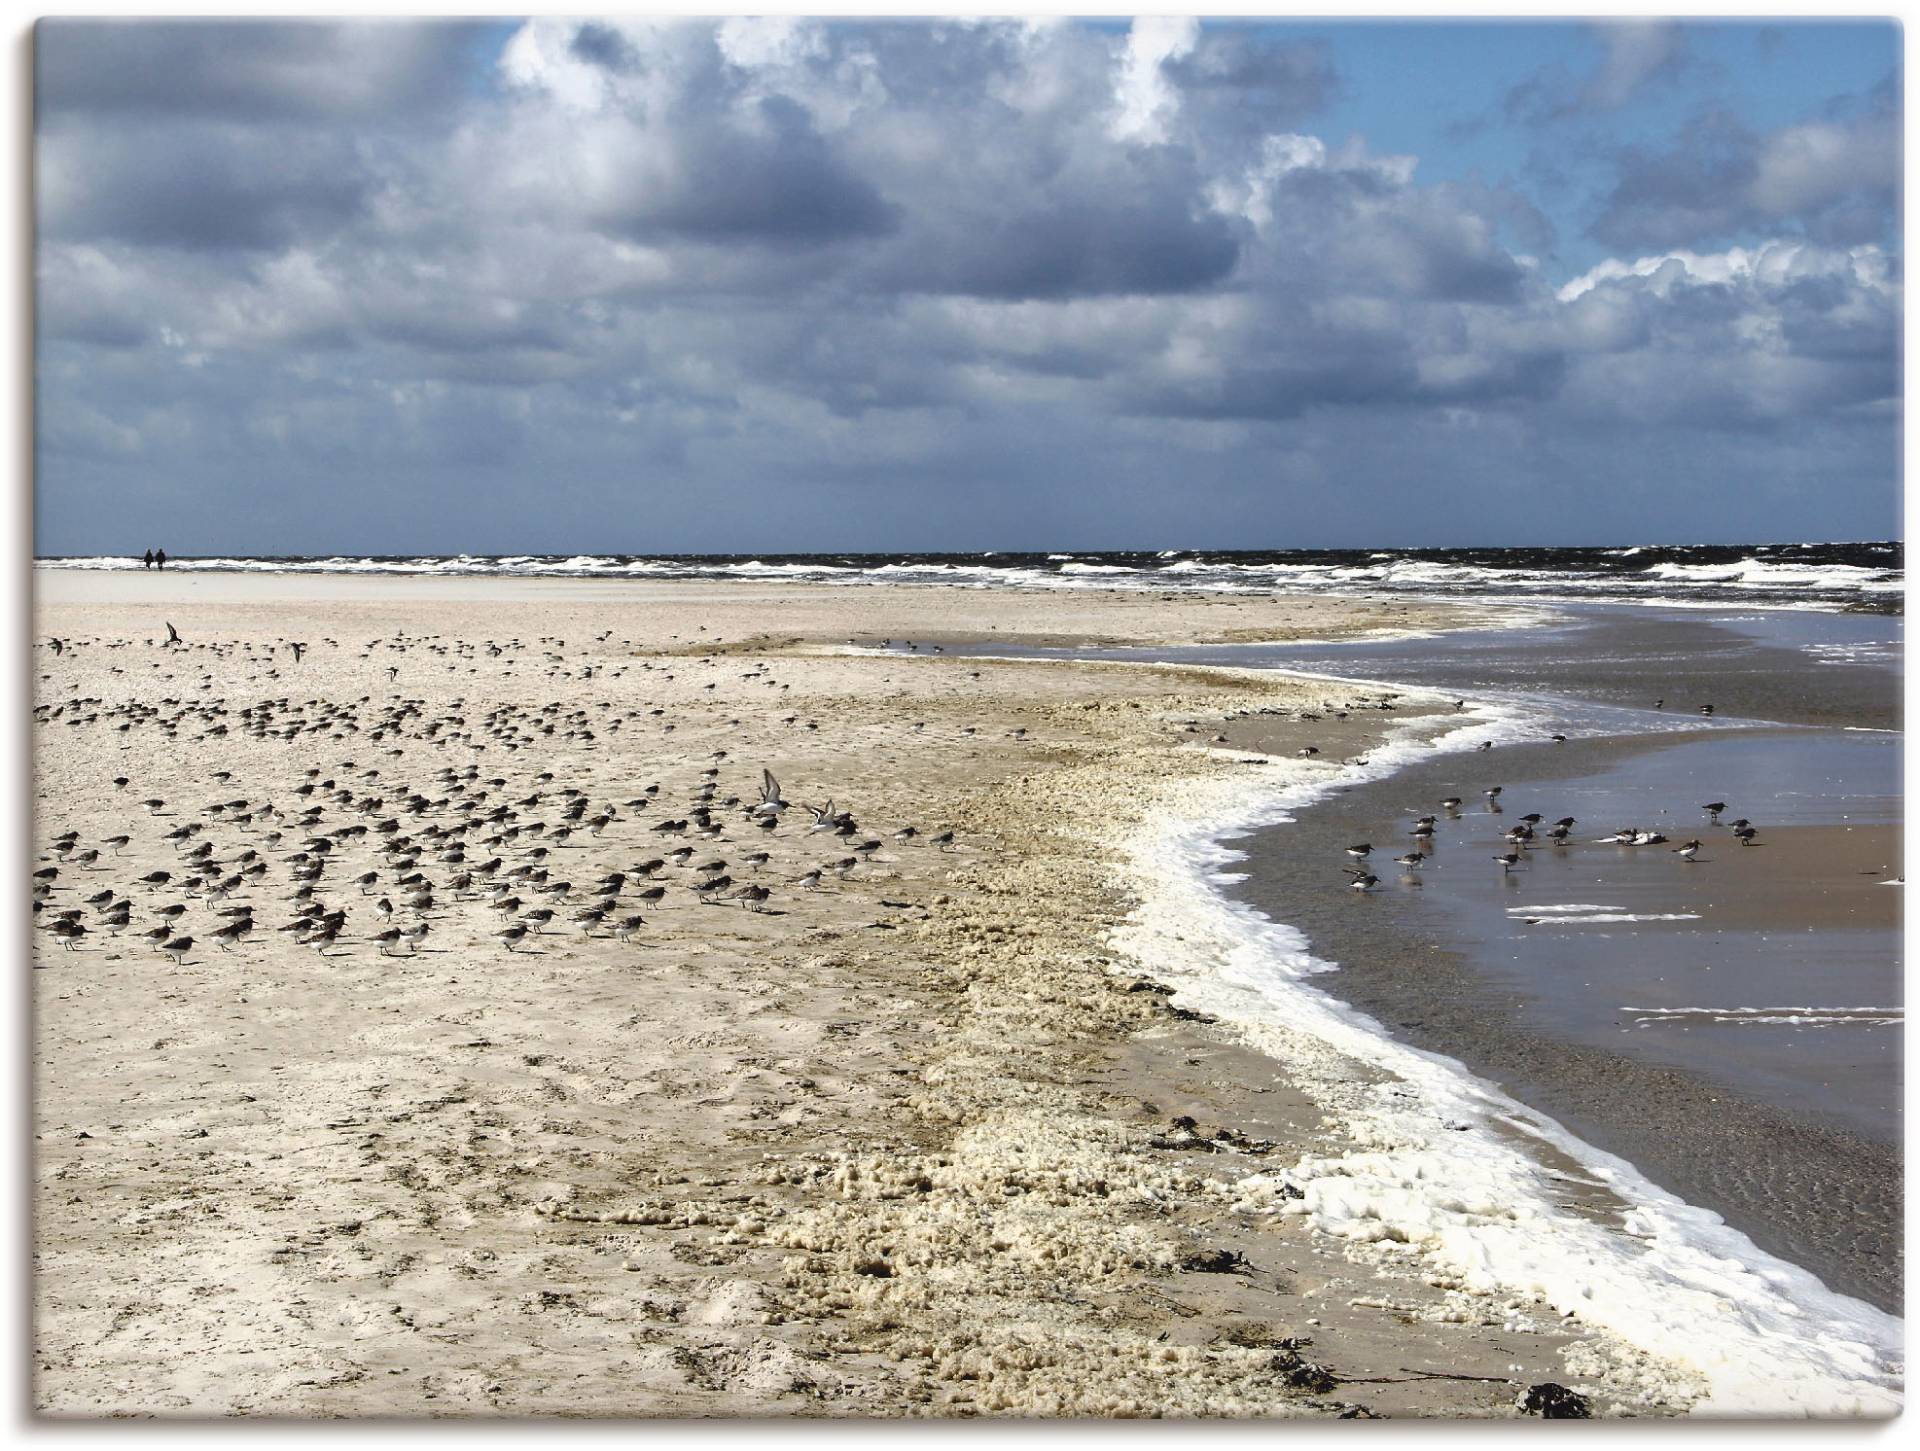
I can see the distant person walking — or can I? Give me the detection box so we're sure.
[142,549,153,570]
[155,549,167,569]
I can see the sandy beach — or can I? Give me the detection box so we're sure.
[26,571,1838,1418]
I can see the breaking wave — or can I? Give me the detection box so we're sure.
[37,541,1902,613]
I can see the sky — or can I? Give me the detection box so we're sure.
[32,15,1903,554]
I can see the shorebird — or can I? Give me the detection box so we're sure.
[1440,797,1462,812]
[1733,825,1759,846]
[1673,840,1703,862]
[1345,843,1372,861]
[1346,870,1379,892]
[752,769,788,819]
[1392,852,1425,871]
[1701,802,1727,820]
[1493,852,1522,872]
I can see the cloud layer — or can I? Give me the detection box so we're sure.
[34,18,1902,552]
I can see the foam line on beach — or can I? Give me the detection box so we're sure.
[1105,692,1905,1417]
[1520,913,1702,924]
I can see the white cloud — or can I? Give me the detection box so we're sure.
[1108,16,1199,145]
[1557,240,1895,303]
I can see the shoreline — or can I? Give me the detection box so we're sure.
[29,574,1897,1416]
[1094,705,1902,1414]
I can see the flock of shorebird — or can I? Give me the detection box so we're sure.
[33,626,961,965]
[1342,784,1759,892]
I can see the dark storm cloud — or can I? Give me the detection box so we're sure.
[35,18,492,122]
[39,124,373,252]
[30,17,1903,554]
[869,147,1242,300]
[1165,30,1339,135]
[594,97,897,246]
[569,23,641,74]
[1592,87,1899,250]
[1266,167,1529,303]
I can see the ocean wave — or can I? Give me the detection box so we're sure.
[35,544,1902,613]
[1643,557,1903,592]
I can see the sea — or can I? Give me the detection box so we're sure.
[36,540,1906,614]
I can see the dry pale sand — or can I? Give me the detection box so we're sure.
[30,572,1693,1418]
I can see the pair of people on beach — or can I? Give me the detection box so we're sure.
[141,549,168,569]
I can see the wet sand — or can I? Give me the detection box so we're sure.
[34,571,1700,1418]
